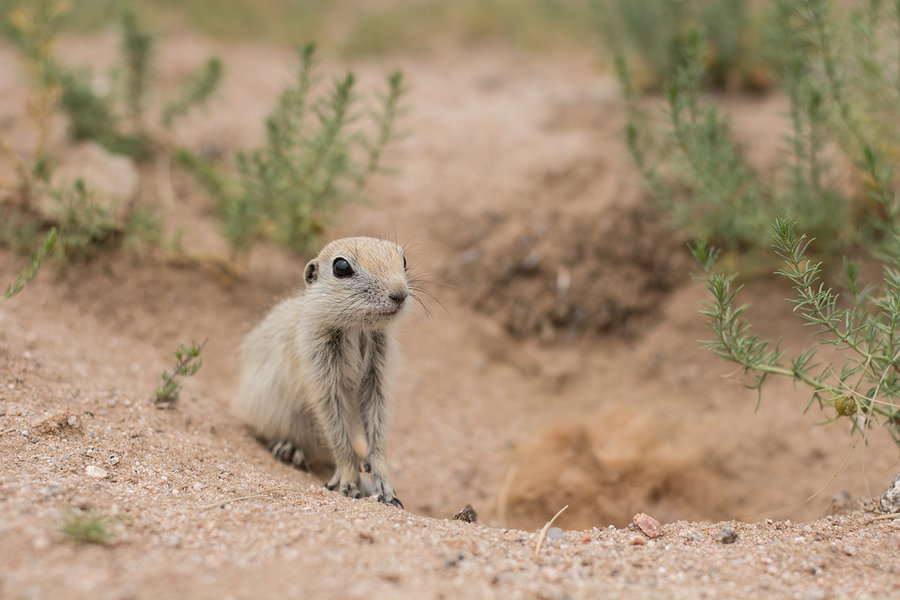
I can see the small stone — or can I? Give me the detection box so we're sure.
[581,535,592,543]
[831,490,852,513]
[633,513,661,539]
[715,526,738,544]
[880,474,900,513]
[629,535,646,546]
[85,465,108,479]
[453,504,477,523]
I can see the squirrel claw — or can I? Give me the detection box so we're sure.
[378,495,404,509]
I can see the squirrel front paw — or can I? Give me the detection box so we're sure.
[325,470,362,499]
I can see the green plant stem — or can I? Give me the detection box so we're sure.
[3,228,57,299]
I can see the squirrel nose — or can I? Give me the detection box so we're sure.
[389,289,408,305]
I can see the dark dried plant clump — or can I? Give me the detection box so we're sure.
[444,207,689,341]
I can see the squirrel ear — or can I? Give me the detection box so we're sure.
[304,260,318,285]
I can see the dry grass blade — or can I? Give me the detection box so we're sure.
[496,465,517,528]
[533,504,568,557]
[868,513,900,522]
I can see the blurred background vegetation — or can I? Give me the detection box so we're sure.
[2,0,898,441]
[2,0,897,265]
[0,0,599,55]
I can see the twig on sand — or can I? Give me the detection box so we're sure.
[533,504,568,557]
[869,512,899,522]
[198,487,303,511]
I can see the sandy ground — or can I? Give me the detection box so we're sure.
[1,33,899,599]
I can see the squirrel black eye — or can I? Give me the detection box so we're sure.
[402,255,407,270]
[332,257,354,278]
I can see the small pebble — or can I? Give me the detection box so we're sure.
[629,535,646,546]
[453,504,477,523]
[85,465,108,479]
[715,526,738,544]
[581,535,592,543]
[633,513,661,539]
[880,474,900,513]
[831,490,852,513]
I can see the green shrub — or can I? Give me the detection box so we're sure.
[48,7,222,159]
[154,339,206,409]
[59,507,117,545]
[601,0,762,93]
[618,0,900,259]
[179,44,405,255]
[2,0,64,207]
[0,2,208,263]
[3,228,56,300]
[693,219,900,446]
[619,0,900,445]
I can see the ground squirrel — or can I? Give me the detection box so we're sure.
[233,237,413,507]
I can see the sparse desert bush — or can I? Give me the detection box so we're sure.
[619,0,900,259]
[154,338,206,409]
[617,0,900,445]
[178,44,405,255]
[341,0,593,56]
[48,6,222,159]
[0,1,130,261]
[601,0,764,93]
[0,1,218,262]
[694,219,900,446]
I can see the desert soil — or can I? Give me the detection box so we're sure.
[1,32,899,599]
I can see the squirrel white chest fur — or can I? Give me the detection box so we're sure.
[232,237,411,507]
